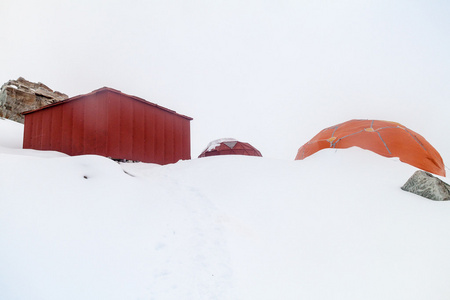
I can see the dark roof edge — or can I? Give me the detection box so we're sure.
[22,87,193,121]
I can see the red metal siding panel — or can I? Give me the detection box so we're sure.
[41,109,52,150]
[50,105,63,152]
[71,99,85,155]
[173,117,182,162]
[95,94,108,157]
[32,114,38,149]
[31,112,43,150]
[120,94,133,160]
[61,102,74,155]
[107,92,121,159]
[83,94,98,154]
[23,115,33,149]
[155,110,165,164]
[181,118,191,160]
[132,100,145,161]
[143,106,155,163]
[164,114,175,163]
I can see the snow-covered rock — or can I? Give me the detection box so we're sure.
[401,170,450,201]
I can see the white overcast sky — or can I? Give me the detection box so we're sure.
[1,0,449,160]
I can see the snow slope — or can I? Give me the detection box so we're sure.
[1,118,450,300]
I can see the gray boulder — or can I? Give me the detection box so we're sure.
[401,170,450,201]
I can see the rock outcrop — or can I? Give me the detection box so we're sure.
[0,77,68,123]
[401,170,450,201]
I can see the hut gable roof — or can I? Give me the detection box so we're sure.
[22,87,192,121]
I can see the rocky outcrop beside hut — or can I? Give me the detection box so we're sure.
[0,77,68,123]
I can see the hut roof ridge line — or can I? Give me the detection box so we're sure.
[22,86,192,121]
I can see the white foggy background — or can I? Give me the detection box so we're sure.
[1,0,449,161]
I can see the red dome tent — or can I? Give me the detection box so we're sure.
[199,138,262,158]
[295,119,446,176]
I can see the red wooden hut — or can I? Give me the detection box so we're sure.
[23,87,192,165]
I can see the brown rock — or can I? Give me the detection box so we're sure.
[0,77,68,123]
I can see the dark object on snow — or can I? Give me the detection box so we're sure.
[401,170,450,201]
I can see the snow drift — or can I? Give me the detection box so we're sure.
[1,118,450,300]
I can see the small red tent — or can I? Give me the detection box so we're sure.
[198,138,262,158]
[295,119,445,176]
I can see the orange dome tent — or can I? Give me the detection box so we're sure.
[199,138,262,158]
[295,119,446,176]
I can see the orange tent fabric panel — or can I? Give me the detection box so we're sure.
[296,120,446,176]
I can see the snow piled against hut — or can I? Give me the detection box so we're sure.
[1,118,450,300]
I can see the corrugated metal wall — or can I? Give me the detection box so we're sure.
[23,88,191,164]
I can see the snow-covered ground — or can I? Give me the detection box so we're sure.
[1,118,450,300]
